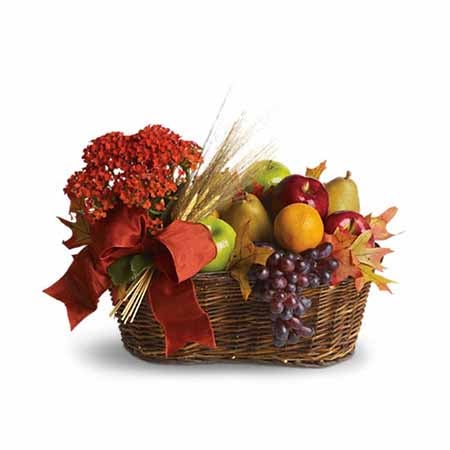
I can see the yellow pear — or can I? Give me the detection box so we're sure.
[221,192,273,242]
[326,171,360,214]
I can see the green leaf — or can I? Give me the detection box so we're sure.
[130,254,152,278]
[108,255,133,286]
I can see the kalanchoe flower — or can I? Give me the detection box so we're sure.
[65,125,202,233]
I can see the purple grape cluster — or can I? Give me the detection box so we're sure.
[254,242,339,348]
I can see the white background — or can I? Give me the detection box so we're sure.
[1,1,449,449]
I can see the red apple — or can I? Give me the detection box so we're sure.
[325,211,374,244]
[270,175,329,218]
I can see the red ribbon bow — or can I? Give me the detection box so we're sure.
[44,206,217,356]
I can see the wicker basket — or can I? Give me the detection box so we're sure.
[116,273,370,366]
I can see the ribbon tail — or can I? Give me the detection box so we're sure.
[148,271,216,356]
[43,248,110,330]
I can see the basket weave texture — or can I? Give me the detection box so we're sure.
[116,273,370,366]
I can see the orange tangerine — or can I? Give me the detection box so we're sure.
[274,203,324,253]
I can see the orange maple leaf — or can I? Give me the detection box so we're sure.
[332,248,362,284]
[305,161,327,180]
[323,228,356,252]
[366,207,398,241]
[325,227,395,292]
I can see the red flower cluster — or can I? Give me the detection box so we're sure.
[65,125,202,232]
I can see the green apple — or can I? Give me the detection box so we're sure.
[199,216,236,272]
[245,160,291,193]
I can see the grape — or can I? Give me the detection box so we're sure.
[296,259,311,274]
[279,257,295,273]
[297,274,310,288]
[317,242,333,259]
[284,294,297,309]
[280,308,293,321]
[320,270,332,285]
[267,252,282,268]
[295,301,305,316]
[303,248,319,260]
[273,338,285,347]
[308,273,320,288]
[247,266,258,281]
[327,258,339,272]
[270,300,284,314]
[299,296,312,309]
[299,326,314,338]
[274,321,289,341]
[287,273,298,284]
[254,241,276,251]
[286,283,296,293]
[272,276,287,290]
[286,252,297,261]
[274,291,287,302]
[270,312,279,322]
[271,269,284,278]
[287,331,300,345]
[288,317,303,330]
[257,267,270,280]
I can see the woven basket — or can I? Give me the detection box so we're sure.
[116,272,370,366]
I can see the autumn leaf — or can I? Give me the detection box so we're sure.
[323,228,356,252]
[354,275,367,293]
[253,246,274,266]
[58,213,91,249]
[228,220,273,300]
[68,196,85,215]
[325,227,395,292]
[332,248,362,284]
[228,220,254,268]
[324,231,358,284]
[358,264,396,293]
[350,231,392,270]
[366,207,398,241]
[305,160,327,179]
[350,230,373,250]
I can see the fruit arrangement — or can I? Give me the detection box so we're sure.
[209,159,397,348]
[44,116,397,361]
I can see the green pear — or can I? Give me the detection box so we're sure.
[326,171,360,214]
[221,192,273,242]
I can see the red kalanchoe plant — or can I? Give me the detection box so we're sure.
[65,125,202,233]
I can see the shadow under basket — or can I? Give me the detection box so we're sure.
[116,273,370,367]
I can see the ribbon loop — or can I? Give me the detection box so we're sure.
[44,207,217,355]
[147,220,217,355]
